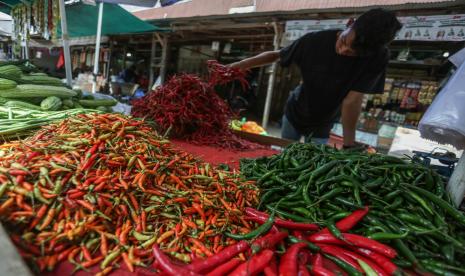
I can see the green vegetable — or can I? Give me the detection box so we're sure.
[4,100,42,111]
[0,65,22,79]
[240,142,465,274]
[78,99,117,107]
[0,85,76,99]
[41,96,62,111]
[0,78,17,90]
[62,99,74,108]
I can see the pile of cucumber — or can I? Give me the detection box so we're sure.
[0,61,118,137]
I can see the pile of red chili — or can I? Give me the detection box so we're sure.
[151,206,401,276]
[131,60,261,150]
[0,113,259,274]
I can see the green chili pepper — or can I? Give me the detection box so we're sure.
[288,236,320,252]
[33,184,51,204]
[100,248,122,269]
[324,253,363,276]
[367,231,408,240]
[404,184,465,227]
[326,220,344,240]
[226,210,275,240]
[266,205,312,223]
[132,231,153,241]
[357,259,377,276]
[393,239,417,266]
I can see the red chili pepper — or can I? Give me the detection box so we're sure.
[313,265,336,276]
[245,208,319,231]
[309,233,397,259]
[205,258,242,276]
[81,245,92,262]
[263,255,278,276]
[278,242,307,276]
[76,200,95,212]
[8,169,28,176]
[318,245,363,272]
[229,249,274,276]
[298,262,311,276]
[81,154,98,171]
[319,207,369,234]
[186,240,249,273]
[334,245,389,276]
[152,245,200,276]
[250,232,288,254]
[353,247,399,275]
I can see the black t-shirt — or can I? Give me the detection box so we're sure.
[280,30,388,135]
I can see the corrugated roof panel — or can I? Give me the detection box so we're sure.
[256,0,458,12]
[134,0,462,21]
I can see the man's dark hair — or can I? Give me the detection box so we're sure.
[352,8,402,56]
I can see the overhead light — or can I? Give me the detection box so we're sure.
[443,51,450,58]
[126,52,132,57]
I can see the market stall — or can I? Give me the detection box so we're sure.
[0,2,464,276]
[0,53,463,276]
[8,0,160,93]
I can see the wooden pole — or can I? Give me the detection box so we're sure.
[92,2,104,93]
[149,33,157,89]
[159,35,169,84]
[58,0,73,86]
[262,21,281,129]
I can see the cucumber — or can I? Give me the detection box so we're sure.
[78,99,117,107]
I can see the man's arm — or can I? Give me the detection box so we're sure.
[229,51,280,70]
[341,91,364,147]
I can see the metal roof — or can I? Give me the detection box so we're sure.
[134,0,465,21]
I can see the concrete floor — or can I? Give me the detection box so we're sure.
[0,224,32,275]
[265,121,378,147]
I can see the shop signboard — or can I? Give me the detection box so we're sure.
[283,14,465,45]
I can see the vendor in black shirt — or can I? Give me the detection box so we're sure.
[231,9,402,148]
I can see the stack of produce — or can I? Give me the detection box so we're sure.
[231,119,268,135]
[151,207,400,276]
[240,143,465,275]
[0,62,118,137]
[0,113,259,274]
[131,60,261,150]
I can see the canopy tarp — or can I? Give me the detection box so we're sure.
[58,2,160,37]
[0,1,160,37]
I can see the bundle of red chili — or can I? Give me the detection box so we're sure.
[131,60,261,150]
[151,206,402,276]
[0,113,259,274]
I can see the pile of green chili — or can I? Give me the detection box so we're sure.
[240,143,465,275]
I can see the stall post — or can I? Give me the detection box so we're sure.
[58,0,73,87]
[92,1,104,93]
[149,33,157,88]
[262,21,281,129]
[156,33,169,84]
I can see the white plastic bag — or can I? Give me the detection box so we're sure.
[418,58,465,149]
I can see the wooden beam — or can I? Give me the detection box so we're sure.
[171,22,273,31]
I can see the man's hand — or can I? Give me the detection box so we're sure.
[229,61,247,70]
[228,51,280,71]
[342,91,364,147]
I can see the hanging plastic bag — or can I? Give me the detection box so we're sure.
[418,55,465,149]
